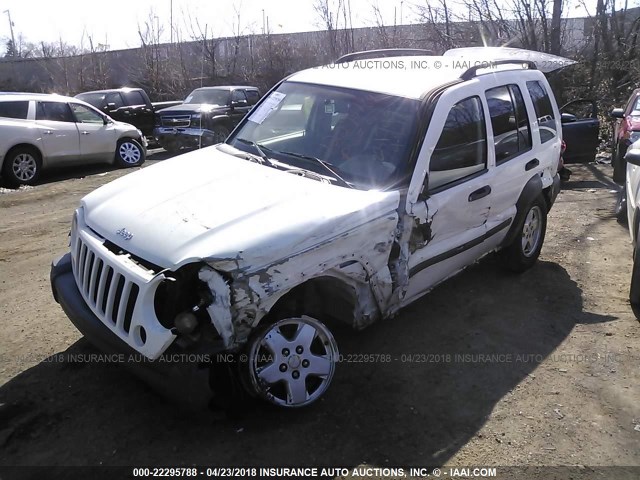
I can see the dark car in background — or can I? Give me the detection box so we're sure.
[559,99,600,163]
[75,87,181,139]
[154,86,261,152]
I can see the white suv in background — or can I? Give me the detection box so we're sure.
[0,93,147,186]
[51,48,564,409]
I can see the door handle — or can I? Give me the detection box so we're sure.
[469,185,491,202]
[525,159,540,171]
[81,131,90,135]
[43,130,53,135]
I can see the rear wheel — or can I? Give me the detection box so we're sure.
[162,140,181,153]
[500,196,548,273]
[115,138,145,167]
[2,146,42,187]
[241,316,338,408]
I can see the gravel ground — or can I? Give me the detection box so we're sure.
[0,156,638,478]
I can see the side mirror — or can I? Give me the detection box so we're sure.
[561,112,577,124]
[626,147,640,167]
[610,108,625,119]
[231,100,248,108]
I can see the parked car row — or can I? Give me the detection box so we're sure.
[0,85,261,186]
[0,93,147,186]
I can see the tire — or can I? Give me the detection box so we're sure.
[115,138,145,168]
[615,186,628,224]
[613,144,627,185]
[161,140,181,154]
[500,196,548,273]
[630,239,640,320]
[2,146,42,187]
[211,125,230,145]
[240,315,338,408]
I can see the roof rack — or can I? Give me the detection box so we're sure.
[460,59,537,80]
[335,48,434,64]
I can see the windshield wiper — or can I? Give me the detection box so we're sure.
[234,138,277,167]
[278,151,353,188]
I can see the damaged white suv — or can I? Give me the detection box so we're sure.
[51,48,564,408]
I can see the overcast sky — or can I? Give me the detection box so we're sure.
[0,0,605,55]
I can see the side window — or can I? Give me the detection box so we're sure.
[0,101,29,119]
[70,103,105,124]
[124,91,146,106]
[232,90,247,103]
[105,92,125,108]
[486,84,532,163]
[36,101,75,123]
[429,96,487,191]
[526,80,557,143]
[246,90,260,105]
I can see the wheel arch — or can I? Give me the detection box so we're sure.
[500,174,544,249]
[2,143,43,169]
[245,266,381,334]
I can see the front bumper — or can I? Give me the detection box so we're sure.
[50,253,220,409]
[153,127,217,148]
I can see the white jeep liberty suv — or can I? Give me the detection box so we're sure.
[51,47,565,408]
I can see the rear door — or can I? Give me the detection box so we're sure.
[483,78,551,234]
[35,101,80,165]
[560,99,600,163]
[70,103,116,162]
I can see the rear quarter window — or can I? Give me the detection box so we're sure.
[526,80,558,143]
[0,101,29,119]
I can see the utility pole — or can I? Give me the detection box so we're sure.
[400,0,404,25]
[3,10,16,56]
[170,0,173,43]
[262,9,266,35]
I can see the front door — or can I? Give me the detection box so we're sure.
[560,99,600,163]
[35,101,80,165]
[404,94,494,304]
[70,103,116,162]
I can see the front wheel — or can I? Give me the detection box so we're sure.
[2,146,42,187]
[115,138,145,168]
[241,316,338,408]
[211,125,230,145]
[630,240,640,320]
[615,186,628,224]
[500,196,548,273]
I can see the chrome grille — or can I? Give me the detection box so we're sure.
[73,235,140,334]
[69,210,176,359]
[161,115,191,128]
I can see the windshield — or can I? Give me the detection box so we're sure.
[185,89,229,106]
[226,81,421,190]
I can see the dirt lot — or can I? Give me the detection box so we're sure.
[0,156,639,476]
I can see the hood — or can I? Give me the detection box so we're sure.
[81,146,400,271]
[157,103,226,114]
